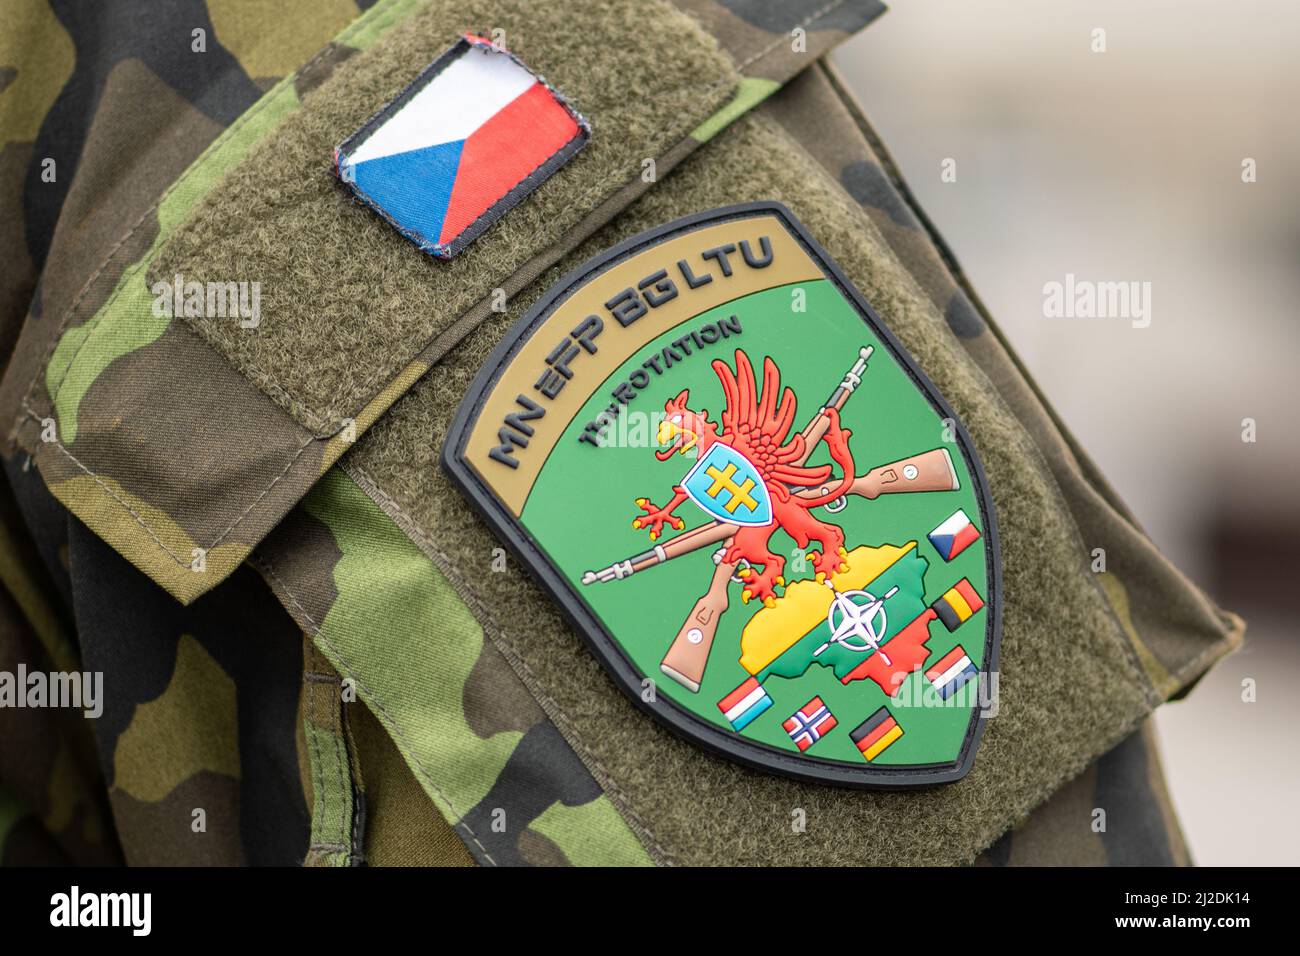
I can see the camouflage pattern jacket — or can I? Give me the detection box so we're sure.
[0,0,1241,866]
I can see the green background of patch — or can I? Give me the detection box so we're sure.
[520,279,990,767]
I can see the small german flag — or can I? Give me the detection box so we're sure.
[849,707,903,762]
[931,578,984,632]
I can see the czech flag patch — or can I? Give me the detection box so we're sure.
[928,508,981,561]
[334,34,589,259]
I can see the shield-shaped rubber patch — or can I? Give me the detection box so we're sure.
[443,203,1001,787]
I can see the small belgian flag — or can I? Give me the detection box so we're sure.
[931,578,984,632]
[850,707,903,762]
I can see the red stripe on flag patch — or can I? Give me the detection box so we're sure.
[926,645,969,682]
[954,578,984,614]
[437,82,581,245]
[855,715,898,753]
[718,677,762,713]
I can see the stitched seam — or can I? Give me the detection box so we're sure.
[14,0,846,586]
[297,87,730,426]
[344,463,674,865]
[312,668,352,858]
[733,0,847,72]
[255,554,499,867]
[23,29,357,435]
[331,680,349,854]
[22,404,318,569]
[197,0,847,426]
[306,676,328,863]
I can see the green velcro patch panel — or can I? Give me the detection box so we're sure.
[10,0,885,604]
[153,0,742,435]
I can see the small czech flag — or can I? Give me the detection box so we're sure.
[335,35,589,259]
[717,677,772,731]
[926,645,978,700]
[932,578,985,632]
[850,707,903,762]
[928,508,981,562]
[782,696,837,752]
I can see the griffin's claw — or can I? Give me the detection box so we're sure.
[838,546,848,557]
[737,568,751,579]
[649,531,658,541]
[775,576,785,587]
[741,590,752,604]
[838,563,850,573]
[636,497,648,507]
[763,596,776,609]
[632,519,641,529]
[816,572,826,584]
[806,551,817,562]
[674,519,685,530]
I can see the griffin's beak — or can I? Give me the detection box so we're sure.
[656,420,697,460]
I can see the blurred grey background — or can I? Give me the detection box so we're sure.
[833,0,1299,865]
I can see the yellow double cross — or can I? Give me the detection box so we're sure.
[703,462,760,515]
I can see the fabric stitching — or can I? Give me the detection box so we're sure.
[21,403,318,570]
[330,680,349,853]
[308,664,352,859]
[12,0,849,593]
[153,0,852,429]
[301,0,852,423]
[305,675,329,863]
[734,0,848,73]
[25,32,353,434]
[343,462,675,865]
[255,554,500,867]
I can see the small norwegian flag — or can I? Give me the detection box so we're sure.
[782,696,837,752]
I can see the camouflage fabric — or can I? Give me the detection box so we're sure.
[2,0,887,607]
[257,470,655,866]
[0,0,1238,867]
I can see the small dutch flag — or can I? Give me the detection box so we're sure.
[926,645,978,700]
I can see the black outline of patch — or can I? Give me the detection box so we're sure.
[334,36,591,260]
[443,202,1002,788]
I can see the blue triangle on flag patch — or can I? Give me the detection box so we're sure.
[350,139,465,248]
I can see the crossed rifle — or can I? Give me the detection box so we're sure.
[581,345,961,693]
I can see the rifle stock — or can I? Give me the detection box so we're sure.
[660,544,735,692]
[851,447,959,499]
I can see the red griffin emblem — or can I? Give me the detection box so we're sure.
[633,350,858,607]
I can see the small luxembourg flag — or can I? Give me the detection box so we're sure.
[928,508,981,562]
[335,35,589,258]
[926,645,978,700]
[782,696,837,752]
[718,677,772,731]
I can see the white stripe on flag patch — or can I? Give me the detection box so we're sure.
[724,685,768,723]
[346,45,536,165]
[934,655,973,690]
[932,509,972,538]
